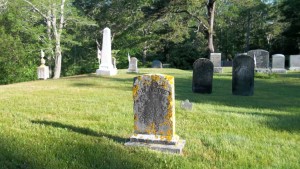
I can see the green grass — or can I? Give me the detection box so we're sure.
[0,68,299,169]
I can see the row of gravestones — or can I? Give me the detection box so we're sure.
[193,55,254,96]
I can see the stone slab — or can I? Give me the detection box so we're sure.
[214,67,223,73]
[37,66,49,80]
[271,69,287,74]
[96,68,117,76]
[125,139,186,154]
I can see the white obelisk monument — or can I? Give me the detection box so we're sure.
[96,27,117,76]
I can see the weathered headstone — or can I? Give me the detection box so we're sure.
[232,55,254,96]
[127,56,138,73]
[289,55,300,71]
[125,74,186,154]
[247,49,270,73]
[271,54,287,74]
[37,50,49,80]
[192,58,214,94]
[210,53,223,73]
[96,27,117,76]
[180,99,193,111]
[152,60,163,68]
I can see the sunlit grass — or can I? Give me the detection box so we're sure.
[0,68,299,168]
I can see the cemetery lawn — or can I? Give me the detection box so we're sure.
[0,68,299,169]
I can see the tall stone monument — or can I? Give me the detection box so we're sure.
[232,55,254,96]
[210,53,223,73]
[271,54,287,74]
[37,50,49,80]
[192,58,214,94]
[289,55,300,71]
[96,27,117,76]
[247,49,270,73]
[125,74,186,154]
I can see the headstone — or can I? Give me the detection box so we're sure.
[127,56,138,73]
[192,58,214,94]
[289,55,300,71]
[37,50,49,80]
[152,60,163,68]
[271,54,287,74]
[125,74,186,154]
[180,99,192,111]
[210,53,223,73]
[96,27,117,76]
[247,49,270,73]
[112,57,117,69]
[232,55,254,96]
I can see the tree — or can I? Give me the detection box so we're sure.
[21,0,66,79]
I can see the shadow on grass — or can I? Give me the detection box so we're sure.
[31,120,127,144]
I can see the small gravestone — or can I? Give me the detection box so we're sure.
[192,58,214,94]
[37,50,49,80]
[289,55,300,71]
[112,57,117,69]
[125,74,186,154]
[247,49,270,73]
[232,55,254,96]
[127,55,138,73]
[210,53,223,73]
[152,60,163,68]
[96,27,117,76]
[271,54,287,74]
[180,99,192,111]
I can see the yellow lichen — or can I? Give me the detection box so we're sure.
[146,122,156,135]
[151,74,160,82]
[165,75,174,85]
[132,84,139,99]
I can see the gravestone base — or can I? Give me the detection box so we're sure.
[255,68,271,73]
[96,68,117,76]
[127,69,138,73]
[214,67,223,73]
[37,66,49,80]
[271,68,287,74]
[289,67,300,71]
[125,134,186,154]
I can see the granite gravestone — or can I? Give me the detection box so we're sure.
[152,60,163,68]
[37,50,49,80]
[232,55,254,96]
[271,54,287,74]
[247,49,270,73]
[128,57,138,73]
[96,27,117,76]
[210,53,223,73]
[289,55,300,71]
[125,74,186,154]
[192,58,214,94]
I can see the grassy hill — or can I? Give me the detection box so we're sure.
[0,68,299,169]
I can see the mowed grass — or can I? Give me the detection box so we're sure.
[0,68,299,169]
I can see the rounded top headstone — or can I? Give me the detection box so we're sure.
[272,54,285,57]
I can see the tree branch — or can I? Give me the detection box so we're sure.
[21,0,48,19]
[174,9,209,31]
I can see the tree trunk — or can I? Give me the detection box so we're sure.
[52,0,65,79]
[207,0,216,53]
[143,41,148,65]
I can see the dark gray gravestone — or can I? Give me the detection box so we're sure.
[247,49,270,73]
[192,58,214,94]
[152,60,163,68]
[289,55,300,71]
[271,54,287,74]
[232,55,254,96]
[125,74,185,154]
